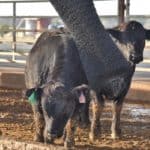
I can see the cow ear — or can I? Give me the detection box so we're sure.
[25,88,35,98]
[145,29,150,40]
[25,88,43,104]
[78,92,86,104]
[71,86,87,104]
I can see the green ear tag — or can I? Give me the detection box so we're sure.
[28,91,37,105]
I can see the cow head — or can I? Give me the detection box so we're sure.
[125,21,145,64]
[26,82,90,143]
[42,83,91,143]
[40,82,75,143]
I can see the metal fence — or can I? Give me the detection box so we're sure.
[0,0,58,65]
[0,0,150,67]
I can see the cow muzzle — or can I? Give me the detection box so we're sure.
[129,54,143,64]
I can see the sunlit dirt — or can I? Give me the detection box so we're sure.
[0,88,149,150]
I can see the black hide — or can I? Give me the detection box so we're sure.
[49,0,131,92]
[25,30,88,143]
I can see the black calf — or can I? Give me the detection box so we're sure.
[25,29,90,148]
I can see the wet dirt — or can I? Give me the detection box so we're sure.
[0,88,150,150]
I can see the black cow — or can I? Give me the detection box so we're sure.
[25,30,90,148]
[90,21,150,140]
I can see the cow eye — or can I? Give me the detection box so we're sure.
[76,90,81,95]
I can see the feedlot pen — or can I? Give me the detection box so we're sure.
[0,1,150,149]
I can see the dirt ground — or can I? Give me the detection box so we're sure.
[0,88,150,150]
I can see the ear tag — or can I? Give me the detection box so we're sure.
[28,91,37,105]
[79,92,86,103]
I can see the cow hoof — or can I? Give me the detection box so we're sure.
[111,132,121,139]
[89,132,95,142]
[64,140,75,149]
[89,132,101,142]
[111,129,121,139]
[89,125,101,142]
[111,133,119,139]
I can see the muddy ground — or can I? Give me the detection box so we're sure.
[0,88,149,150]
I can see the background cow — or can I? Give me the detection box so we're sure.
[90,21,149,140]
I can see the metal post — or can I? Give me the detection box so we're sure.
[118,0,125,24]
[12,2,16,61]
[125,0,130,22]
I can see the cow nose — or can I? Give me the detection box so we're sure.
[130,54,143,64]
[139,56,143,62]
[134,56,143,64]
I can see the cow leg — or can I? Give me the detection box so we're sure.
[89,90,104,142]
[32,104,45,142]
[64,118,76,149]
[111,100,123,139]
